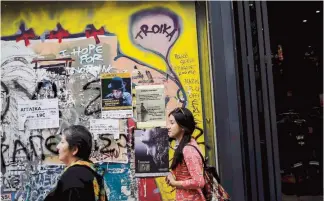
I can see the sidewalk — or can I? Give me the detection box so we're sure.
[282,194,324,201]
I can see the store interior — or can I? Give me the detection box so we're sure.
[267,2,323,200]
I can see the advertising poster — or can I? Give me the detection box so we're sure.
[135,85,166,128]
[101,73,133,118]
[134,128,169,177]
[17,99,59,130]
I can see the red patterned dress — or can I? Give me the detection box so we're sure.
[172,139,206,201]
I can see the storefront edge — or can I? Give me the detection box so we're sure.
[207,1,283,201]
[207,1,246,201]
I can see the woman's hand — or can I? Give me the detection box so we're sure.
[165,173,175,186]
[165,173,181,188]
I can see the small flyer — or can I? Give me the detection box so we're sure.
[119,119,128,134]
[101,72,133,119]
[17,99,59,130]
[90,118,120,139]
[1,193,12,201]
[135,85,166,128]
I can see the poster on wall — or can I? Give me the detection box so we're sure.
[119,119,128,134]
[90,118,120,139]
[134,128,169,177]
[101,73,133,119]
[1,193,12,201]
[17,99,59,130]
[101,163,131,201]
[135,85,166,128]
[90,133,129,164]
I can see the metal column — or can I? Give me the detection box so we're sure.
[208,1,246,201]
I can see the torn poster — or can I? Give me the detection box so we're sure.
[1,193,12,201]
[119,119,128,134]
[100,163,131,201]
[134,128,169,177]
[90,134,128,164]
[101,72,133,119]
[90,118,120,140]
[17,99,59,130]
[135,85,166,128]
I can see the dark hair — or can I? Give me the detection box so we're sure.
[169,107,203,170]
[63,125,92,161]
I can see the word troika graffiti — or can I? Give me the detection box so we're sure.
[1,2,204,201]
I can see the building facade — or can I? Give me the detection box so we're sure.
[1,1,287,201]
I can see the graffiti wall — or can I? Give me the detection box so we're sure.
[1,1,209,200]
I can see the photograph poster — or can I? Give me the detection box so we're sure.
[101,73,133,118]
[135,85,166,128]
[134,128,169,177]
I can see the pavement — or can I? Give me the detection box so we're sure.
[282,194,324,201]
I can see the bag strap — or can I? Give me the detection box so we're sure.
[186,144,221,183]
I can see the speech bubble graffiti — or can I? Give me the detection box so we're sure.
[130,8,181,59]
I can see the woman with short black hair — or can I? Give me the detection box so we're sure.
[45,125,108,201]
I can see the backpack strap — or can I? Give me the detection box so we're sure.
[186,144,221,183]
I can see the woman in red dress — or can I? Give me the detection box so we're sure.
[166,107,206,201]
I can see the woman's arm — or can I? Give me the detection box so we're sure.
[173,145,205,189]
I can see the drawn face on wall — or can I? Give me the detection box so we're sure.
[1,82,9,118]
[33,81,57,100]
[39,84,54,99]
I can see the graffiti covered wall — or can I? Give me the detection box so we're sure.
[1,1,209,200]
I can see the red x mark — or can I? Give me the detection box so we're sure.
[85,26,105,44]
[49,23,70,43]
[16,24,36,46]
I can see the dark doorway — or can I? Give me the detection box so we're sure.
[268,2,323,201]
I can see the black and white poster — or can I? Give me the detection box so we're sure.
[135,85,166,128]
[134,128,169,177]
